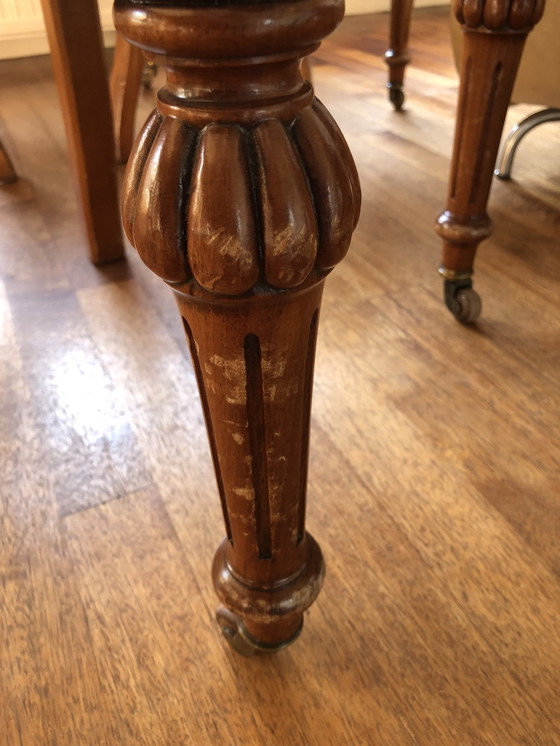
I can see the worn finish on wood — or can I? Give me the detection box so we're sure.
[116,0,360,651]
[39,0,124,263]
[435,0,545,320]
[1,8,560,742]
[110,34,145,164]
[385,0,414,110]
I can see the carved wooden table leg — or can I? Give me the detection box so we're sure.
[115,0,360,654]
[385,0,414,110]
[39,0,123,264]
[435,0,545,322]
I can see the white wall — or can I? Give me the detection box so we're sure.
[0,0,115,60]
[0,0,446,60]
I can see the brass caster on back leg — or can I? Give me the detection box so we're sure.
[142,60,158,90]
[443,278,481,324]
[216,607,303,657]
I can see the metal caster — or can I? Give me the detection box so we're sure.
[216,607,303,657]
[142,60,158,90]
[388,84,405,111]
[444,279,482,324]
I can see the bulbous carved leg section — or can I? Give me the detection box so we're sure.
[436,0,545,321]
[385,0,414,110]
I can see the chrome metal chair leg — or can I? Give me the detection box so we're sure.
[495,107,560,179]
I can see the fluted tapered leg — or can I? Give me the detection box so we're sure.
[115,0,360,654]
[436,0,545,322]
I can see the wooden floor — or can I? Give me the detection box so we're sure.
[1,8,559,745]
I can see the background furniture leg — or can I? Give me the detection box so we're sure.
[110,35,145,164]
[435,0,545,322]
[385,0,414,110]
[40,0,124,264]
[115,0,361,654]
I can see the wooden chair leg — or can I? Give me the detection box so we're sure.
[435,0,545,323]
[0,138,17,184]
[39,0,124,264]
[115,0,360,654]
[385,0,414,110]
[110,35,145,164]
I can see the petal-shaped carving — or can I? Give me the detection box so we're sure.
[121,108,162,245]
[482,0,509,29]
[253,120,318,289]
[292,107,355,269]
[312,99,361,230]
[455,0,545,29]
[133,116,194,284]
[188,124,260,295]
[457,0,484,25]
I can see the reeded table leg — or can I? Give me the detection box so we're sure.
[115,0,360,654]
[385,0,414,110]
[435,0,545,322]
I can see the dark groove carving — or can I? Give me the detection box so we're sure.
[182,318,233,542]
[449,55,471,202]
[297,308,319,544]
[469,61,502,206]
[244,334,272,559]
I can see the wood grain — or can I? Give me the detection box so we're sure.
[1,7,559,744]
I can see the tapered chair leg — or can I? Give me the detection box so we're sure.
[115,0,360,654]
[435,0,545,322]
[385,0,414,110]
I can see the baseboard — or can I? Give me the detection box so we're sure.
[346,0,447,13]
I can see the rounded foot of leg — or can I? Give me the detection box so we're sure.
[388,85,405,111]
[444,279,482,324]
[216,607,303,657]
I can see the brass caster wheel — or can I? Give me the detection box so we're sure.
[216,607,302,657]
[142,60,158,90]
[388,85,405,111]
[444,280,482,324]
